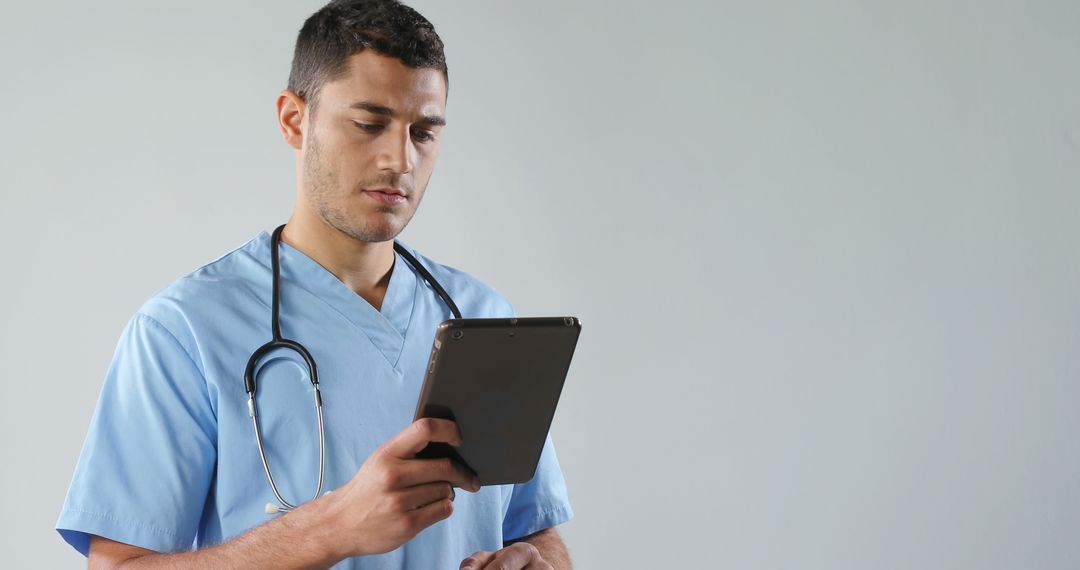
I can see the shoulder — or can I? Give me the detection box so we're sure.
[396,242,516,319]
[133,233,272,353]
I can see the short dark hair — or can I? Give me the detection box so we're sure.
[287,0,448,114]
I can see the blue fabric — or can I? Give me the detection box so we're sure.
[57,231,573,568]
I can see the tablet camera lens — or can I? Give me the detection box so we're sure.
[451,330,464,340]
[563,317,574,327]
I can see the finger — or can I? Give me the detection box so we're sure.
[384,418,463,458]
[481,544,537,569]
[398,481,456,511]
[460,550,496,570]
[406,493,454,531]
[394,457,480,491]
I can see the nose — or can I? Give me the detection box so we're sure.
[375,126,414,175]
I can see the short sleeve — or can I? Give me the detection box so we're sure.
[56,312,217,556]
[501,434,574,541]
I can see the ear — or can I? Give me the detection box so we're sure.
[276,90,307,150]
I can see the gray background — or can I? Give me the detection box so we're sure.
[1,0,1078,568]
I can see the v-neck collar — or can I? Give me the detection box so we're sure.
[252,231,418,368]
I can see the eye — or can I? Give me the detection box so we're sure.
[411,128,436,142]
[353,121,384,133]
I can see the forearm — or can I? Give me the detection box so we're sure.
[516,528,572,570]
[91,498,345,570]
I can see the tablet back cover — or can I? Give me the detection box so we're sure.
[414,317,580,485]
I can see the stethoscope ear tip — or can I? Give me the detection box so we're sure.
[265,502,280,515]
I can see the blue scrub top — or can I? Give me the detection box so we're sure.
[56,231,573,568]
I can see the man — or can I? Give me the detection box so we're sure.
[55,1,573,568]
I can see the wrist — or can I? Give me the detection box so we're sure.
[292,494,355,564]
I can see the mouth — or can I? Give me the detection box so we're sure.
[363,187,407,206]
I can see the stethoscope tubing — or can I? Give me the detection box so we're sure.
[245,224,460,514]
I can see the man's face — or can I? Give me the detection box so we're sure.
[300,50,447,243]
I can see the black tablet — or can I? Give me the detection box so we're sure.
[413,317,581,485]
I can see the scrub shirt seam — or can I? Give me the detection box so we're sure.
[63,508,180,540]
[184,243,250,279]
[135,313,206,378]
[389,259,421,369]
[134,312,217,430]
[282,290,402,369]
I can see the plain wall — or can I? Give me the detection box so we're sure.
[1,0,1078,567]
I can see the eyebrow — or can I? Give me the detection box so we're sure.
[349,101,446,126]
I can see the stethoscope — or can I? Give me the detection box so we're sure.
[245,224,462,514]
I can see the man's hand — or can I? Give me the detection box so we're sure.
[320,418,483,559]
[459,542,553,570]
[89,418,482,569]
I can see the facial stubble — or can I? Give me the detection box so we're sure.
[302,128,423,244]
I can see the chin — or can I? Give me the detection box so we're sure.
[343,219,406,243]
[323,203,414,243]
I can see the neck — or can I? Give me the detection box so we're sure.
[279,215,396,311]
